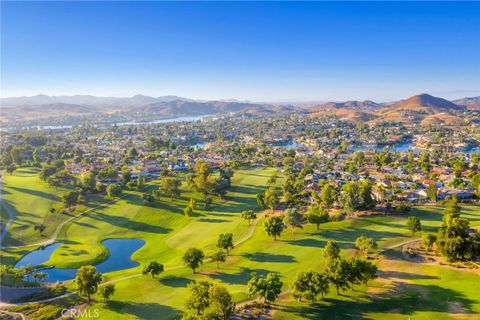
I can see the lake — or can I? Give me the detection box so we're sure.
[14,114,215,131]
[15,238,145,282]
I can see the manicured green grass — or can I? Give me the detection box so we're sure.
[45,168,274,269]
[80,203,480,320]
[3,168,479,320]
[0,168,73,246]
[274,247,480,320]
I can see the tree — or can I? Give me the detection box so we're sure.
[217,233,234,254]
[407,216,422,235]
[81,171,97,192]
[241,210,257,225]
[184,206,193,217]
[6,164,16,175]
[306,205,329,230]
[106,184,122,198]
[142,193,155,205]
[359,179,376,209]
[325,258,350,294]
[422,233,437,252]
[352,258,378,286]
[62,191,79,209]
[426,184,438,202]
[247,272,283,303]
[208,284,235,320]
[292,271,329,302]
[210,177,230,198]
[436,197,476,261]
[121,167,132,184]
[264,187,278,212]
[339,181,362,215]
[219,166,234,187]
[36,271,47,285]
[99,284,115,302]
[264,215,284,240]
[355,235,377,258]
[189,198,197,209]
[39,164,59,181]
[321,183,336,207]
[185,281,212,315]
[160,177,182,199]
[137,173,145,190]
[256,192,266,208]
[211,250,227,269]
[267,172,278,185]
[283,208,305,230]
[142,261,164,278]
[183,248,205,273]
[75,265,102,301]
[192,160,215,204]
[323,240,340,261]
[34,224,46,234]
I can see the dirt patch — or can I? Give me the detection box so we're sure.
[448,301,468,314]
[401,243,480,275]
[233,301,272,320]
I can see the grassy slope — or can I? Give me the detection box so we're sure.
[81,202,480,320]
[274,247,480,320]
[0,168,72,246]
[3,169,479,319]
[45,168,274,269]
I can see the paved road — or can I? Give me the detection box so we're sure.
[0,310,26,320]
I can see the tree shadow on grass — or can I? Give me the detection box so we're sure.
[276,281,477,319]
[89,212,173,234]
[242,252,297,263]
[209,267,271,285]
[8,186,60,201]
[317,228,406,247]
[105,301,182,320]
[72,221,97,229]
[286,238,327,248]
[377,270,439,280]
[0,189,12,195]
[159,276,191,288]
[198,218,229,223]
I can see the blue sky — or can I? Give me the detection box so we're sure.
[1,1,479,101]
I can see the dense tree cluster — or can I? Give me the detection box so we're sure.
[436,197,479,261]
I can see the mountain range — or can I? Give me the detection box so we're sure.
[1,93,477,126]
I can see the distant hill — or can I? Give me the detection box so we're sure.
[308,100,381,113]
[0,94,192,108]
[377,94,465,124]
[0,103,100,122]
[304,94,468,125]
[385,93,463,111]
[0,93,473,125]
[453,96,480,110]
[138,100,284,116]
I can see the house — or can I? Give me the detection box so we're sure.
[304,183,320,193]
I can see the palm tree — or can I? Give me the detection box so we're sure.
[24,265,35,282]
[37,272,47,286]
[13,268,26,287]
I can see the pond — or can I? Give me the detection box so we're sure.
[14,239,145,282]
[273,139,301,149]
